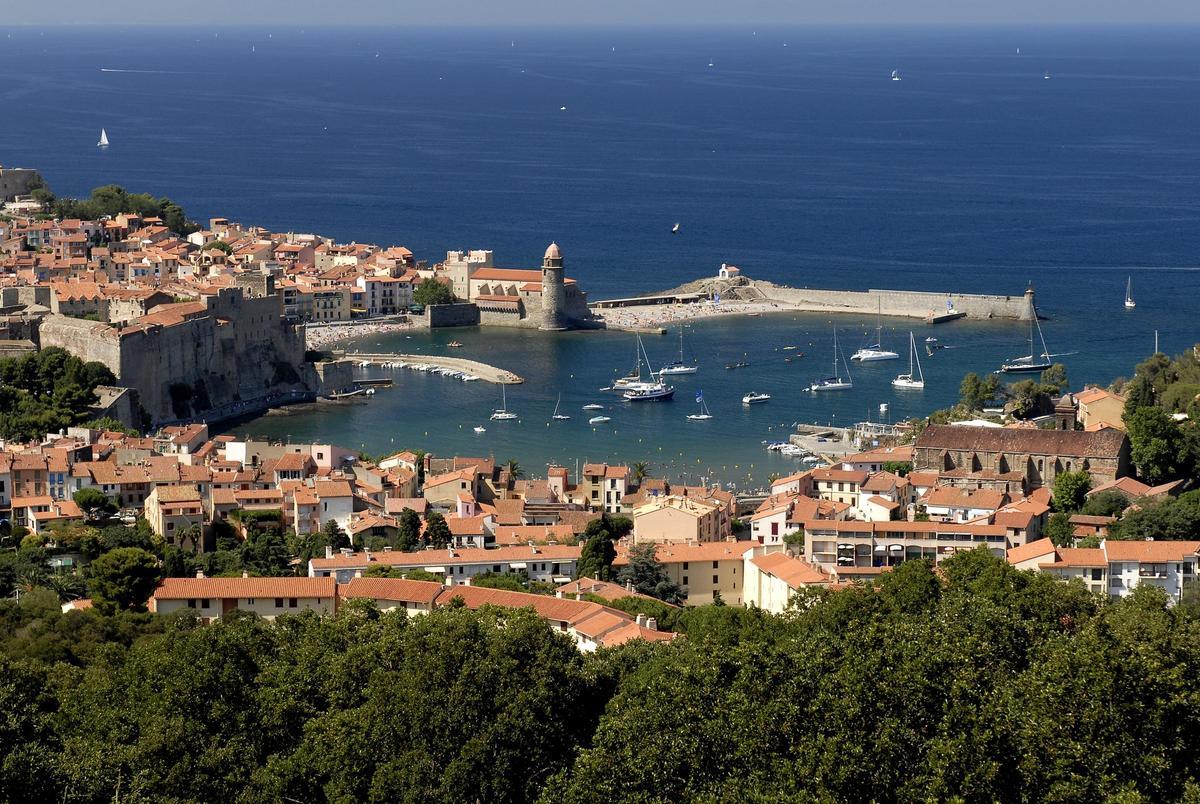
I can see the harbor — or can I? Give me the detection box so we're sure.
[335,351,524,384]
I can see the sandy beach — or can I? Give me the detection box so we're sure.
[305,319,417,351]
[596,299,795,330]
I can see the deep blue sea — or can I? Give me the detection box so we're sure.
[3,25,1199,486]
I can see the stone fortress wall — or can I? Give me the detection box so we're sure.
[0,167,44,202]
[39,287,317,425]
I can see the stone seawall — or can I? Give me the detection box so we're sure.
[756,284,1035,321]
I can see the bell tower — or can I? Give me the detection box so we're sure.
[539,242,567,331]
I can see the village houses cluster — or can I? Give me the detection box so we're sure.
[4,382,1195,650]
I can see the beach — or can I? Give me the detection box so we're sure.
[305,319,418,351]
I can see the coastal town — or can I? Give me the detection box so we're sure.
[5,14,1200,800]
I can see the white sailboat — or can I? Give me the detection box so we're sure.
[551,393,571,420]
[1124,276,1136,309]
[851,300,899,362]
[892,332,925,389]
[659,327,698,375]
[891,69,901,81]
[997,306,1053,374]
[97,128,109,147]
[809,328,854,392]
[622,335,675,401]
[687,390,713,420]
[490,385,518,420]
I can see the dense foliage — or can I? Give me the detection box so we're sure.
[3,551,1200,802]
[412,277,456,306]
[0,348,116,442]
[1120,349,1200,483]
[36,183,198,236]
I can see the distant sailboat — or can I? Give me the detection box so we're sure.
[997,305,1053,374]
[892,332,925,389]
[97,128,109,148]
[808,328,854,392]
[687,390,713,420]
[1044,70,1051,80]
[1124,276,1136,309]
[490,385,518,420]
[659,327,698,375]
[891,69,901,81]
[551,393,571,420]
[671,222,680,234]
[850,299,899,362]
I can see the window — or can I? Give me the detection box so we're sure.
[771,523,779,536]
[682,575,688,585]
[683,562,689,570]
[712,575,719,584]
[166,521,175,531]
[247,598,255,604]
[200,599,210,608]
[712,561,719,569]
[493,565,501,572]
[1090,569,1102,582]
[275,598,284,608]
[288,598,298,608]
[187,599,196,608]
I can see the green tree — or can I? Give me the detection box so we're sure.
[322,518,351,550]
[1044,511,1076,547]
[240,525,292,577]
[412,277,455,306]
[1052,470,1092,513]
[424,512,451,549]
[396,507,421,552]
[577,516,618,581]
[1125,406,1189,484]
[882,460,912,477]
[502,459,524,480]
[1109,491,1200,541]
[615,543,685,605]
[1081,490,1129,518]
[1040,363,1069,394]
[470,572,527,592]
[87,547,160,613]
[631,461,649,483]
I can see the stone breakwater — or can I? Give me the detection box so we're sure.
[593,275,1036,327]
[334,351,523,385]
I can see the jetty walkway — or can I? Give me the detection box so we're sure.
[335,352,523,385]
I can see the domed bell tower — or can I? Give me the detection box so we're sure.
[539,242,568,331]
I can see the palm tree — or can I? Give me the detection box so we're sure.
[631,461,649,484]
[503,459,525,480]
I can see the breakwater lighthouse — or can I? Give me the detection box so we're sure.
[540,241,568,331]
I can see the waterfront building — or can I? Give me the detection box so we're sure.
[614,541,759,606]
[803,519,1027,573]
[308,544,581,585]
[913,424,1131,490]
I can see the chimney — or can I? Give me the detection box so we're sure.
[195,569,206,579]
[635,613,647,627]
[555,590,564,599]
[645,617,658,631]
[353,569,362,578]
[324,545,333,560]
[242,571,249,578]
[626,580,634,592]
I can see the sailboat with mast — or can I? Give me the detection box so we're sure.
[623,335,675,401]
[658,327,698,375]
[892,332,925,389]
[490,385,518,420]
[850,299,899,362]
[997,306,1053,374]
[687,390,713,420]
[1124,277,1136,309]
[551,393,570,420]
[97,129,109,148]
[808,328,854,392]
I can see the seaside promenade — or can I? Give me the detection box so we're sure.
[336,351,523,384]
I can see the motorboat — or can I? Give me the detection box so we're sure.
[742,392,771,404]
[582,403,605,411]
[473,426,486,434]
[588,415,612,425]
[892,332,926,389]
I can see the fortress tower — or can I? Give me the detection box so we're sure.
[539,242,568,331]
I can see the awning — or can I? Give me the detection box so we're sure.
[422,566,447,573]
[888,544,904,553]
[508,562,528,570]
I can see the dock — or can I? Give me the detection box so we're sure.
[335,352,523,385]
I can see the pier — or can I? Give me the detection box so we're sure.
[335,352,524,384]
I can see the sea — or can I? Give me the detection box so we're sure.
[3,24,1199,488]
